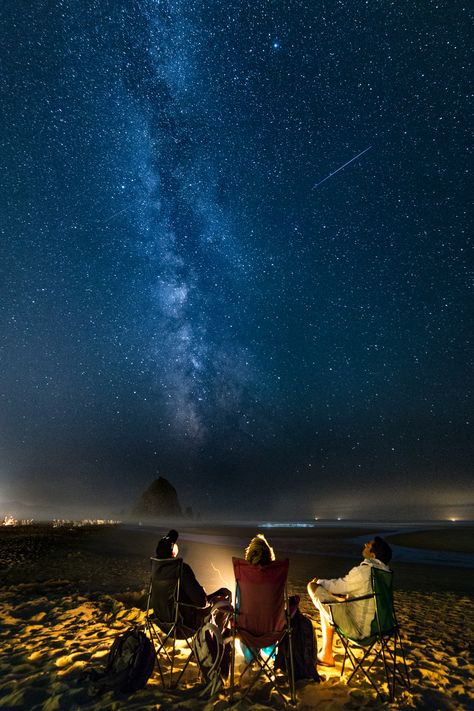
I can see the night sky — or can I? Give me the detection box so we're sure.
[1,1,471,520]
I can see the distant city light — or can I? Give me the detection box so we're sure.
[52,519,121,527]
[260,521,315,528]
[1,516,121,528]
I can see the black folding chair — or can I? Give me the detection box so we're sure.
[144,557,208,688]
[326,567,410,700]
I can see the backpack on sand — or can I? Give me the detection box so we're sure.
[275,609,320,682]
[87,626,155,694]
[192,599,233,697]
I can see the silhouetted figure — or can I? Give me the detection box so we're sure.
[155,529,231,630]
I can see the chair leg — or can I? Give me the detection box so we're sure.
[145,618,166,687]
[230,629,236,702]
[286,628,296,705]
[145,618,197,690]
[341,635,410,702]
[171,639,195,688]
[379,638,392,700]
[397,631,411,690]
[235,644,295,706]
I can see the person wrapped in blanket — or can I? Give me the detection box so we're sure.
[307,536,392,667]
[155,529,232,631]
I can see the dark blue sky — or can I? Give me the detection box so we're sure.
[1,1,471,520]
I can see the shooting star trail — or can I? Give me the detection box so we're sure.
[313,146,372,188]
[101,204,135,224]
[101,199,147,224]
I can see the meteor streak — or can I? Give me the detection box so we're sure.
[313,146,372,188]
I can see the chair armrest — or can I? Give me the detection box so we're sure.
[178,601,210,610]
[326,593,374,606]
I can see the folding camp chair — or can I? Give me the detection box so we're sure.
[145,557,207,688]
[326,567,410,700]
[230,557,296,705]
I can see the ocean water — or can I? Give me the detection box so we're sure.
[261,520,474,568]
[141,519,474,569]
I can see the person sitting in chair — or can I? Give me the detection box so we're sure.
[307,536,392,667]
[241,533,301,663]
[155,529,231,631]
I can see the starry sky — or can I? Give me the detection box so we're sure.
[1,1,471,520]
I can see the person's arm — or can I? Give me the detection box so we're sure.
[181,563,207,607]
[317,564,365,596]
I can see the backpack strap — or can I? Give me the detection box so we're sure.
[190,619,223,697]
[193,600,233,699]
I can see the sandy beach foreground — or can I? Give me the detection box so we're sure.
[0,522,472,710]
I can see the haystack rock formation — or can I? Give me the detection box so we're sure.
[134,477,182,519]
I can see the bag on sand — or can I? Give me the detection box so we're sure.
[87,626,155,694]
[192,599,233,697]
[275,609,320,682]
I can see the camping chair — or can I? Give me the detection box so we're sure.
[230,557,296,705]
[145,557,207,688]
[326,567,410,700]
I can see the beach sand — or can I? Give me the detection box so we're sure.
[0,522,472,710]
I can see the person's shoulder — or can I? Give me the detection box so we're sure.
[363,558,391,571]
[182,561,201,579]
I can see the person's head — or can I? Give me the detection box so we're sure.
[362,536,392,564]
[155,529,179,559]
[245,533,275,566]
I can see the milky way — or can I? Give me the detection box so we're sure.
[0,1,471,519]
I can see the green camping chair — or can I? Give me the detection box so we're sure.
[326,567,410,700]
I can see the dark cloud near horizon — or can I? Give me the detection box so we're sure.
[0,1,471,520]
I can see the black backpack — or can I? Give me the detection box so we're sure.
[88,626,155,694]
[275,610,320,682]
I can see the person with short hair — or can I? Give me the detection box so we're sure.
[155,528,179,559]
[307,536,392,667]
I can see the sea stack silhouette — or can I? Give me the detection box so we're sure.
[133,476,182,519]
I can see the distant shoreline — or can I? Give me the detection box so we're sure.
[1,519,473,596]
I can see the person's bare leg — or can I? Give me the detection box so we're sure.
[307,580,335,665]
[318,614,335,665]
